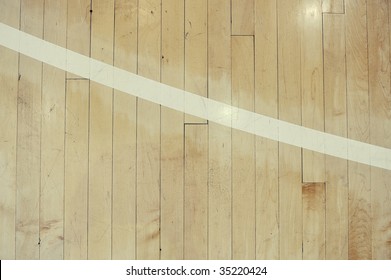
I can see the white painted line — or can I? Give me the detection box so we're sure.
[1,22,390,171]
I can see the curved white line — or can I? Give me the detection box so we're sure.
[1,22,390,171]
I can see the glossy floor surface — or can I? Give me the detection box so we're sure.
[1,0,391,260]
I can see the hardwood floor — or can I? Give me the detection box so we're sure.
[0,0,390,260]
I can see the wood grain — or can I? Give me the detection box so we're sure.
[368,0,391,260]
[184,125,208,259]
[40,0,66,259]
[184,0,207,124]
[0,0,20,260]
[255,0,279,260]
[232,36,255,260]
[302,183,326,260]
[301,0,325,182]
[112,0,138,260]
[88,0,114,259]
[16,0,44,260]
[231,0,254,35]
[64,80,89,260]
[67,0,90,79]
[208,0,232,260]
[278,0,303,260]
[324,14,349,260]
[0,0,390,260]
[161,0,185,260]
[137,0,161,260]
[322,0,344,14]
[345,0,372,260]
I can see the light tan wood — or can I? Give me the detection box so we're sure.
[161,0,185,260]
[345,0,372,260]
[40,0,67,260]
[184,0,207,124]
[88,84,113,259]
[208,0,232,260]
[278,0,303,260]
[301,0,325,183]
[88,0,114,259]
[184,125,208,259]
[67,0,91,79]
[368,0,391,260]
[16,0,44,260]
[112,91,136,260]
[302,183,325,260]
[322,0,344,14]
[0,0,20,260]
[1,0,391,260]
[112,0,138,260]
[255,0,279,260]
[64,80,89,260]
[232,36,255,260]
[137,0,161,260]
[323,14,348,260]
[231,0,254,35]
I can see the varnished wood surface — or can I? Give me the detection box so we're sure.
[0,0,391,260]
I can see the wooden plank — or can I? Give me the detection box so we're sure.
[137,0,161,260]
[232,36,255,260]
[184,125,208,260]
[16,0,44,260]
[0,0,20,260]
[184,0,207,124]
[302,183,326,260]
[278,146,302,260]
[112,91,136,260]
[345,0,371,260]
[231,0,254,35]
[322,0,344,14]
[368,0,391,260]
[88,80,113,259]
[160,0,185,260]
[301,0,325,182]
[67,0,91,79]
[254,0,279,260]
[278,0,302,260]
[64,80,89,260]
[208,0,232,260]
[323,14,348,260]
[88,0,114,260]
[39,0,67,260]
[112,0,138,260]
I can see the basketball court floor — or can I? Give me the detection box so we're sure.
[0,0,390,260]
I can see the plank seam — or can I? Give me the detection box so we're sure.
[14,0,22,260]
[184,123,208,126]
[206,0,209,260]
[276,0,280,260]
[135,0,139,261]
[63,79,68,260]
[1,22,391,170]
[182,0,186,260]
[365,0,373,260]
[254,1,258,255]
[111,0,116,260]
[38,0,45,259]
[231,35,255,37]
[344,2,350,259]
[86,0,92,259]
[66,78,89,80]
[322,12,345,15]
[63,0,69,261]
[159,0,162,260]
